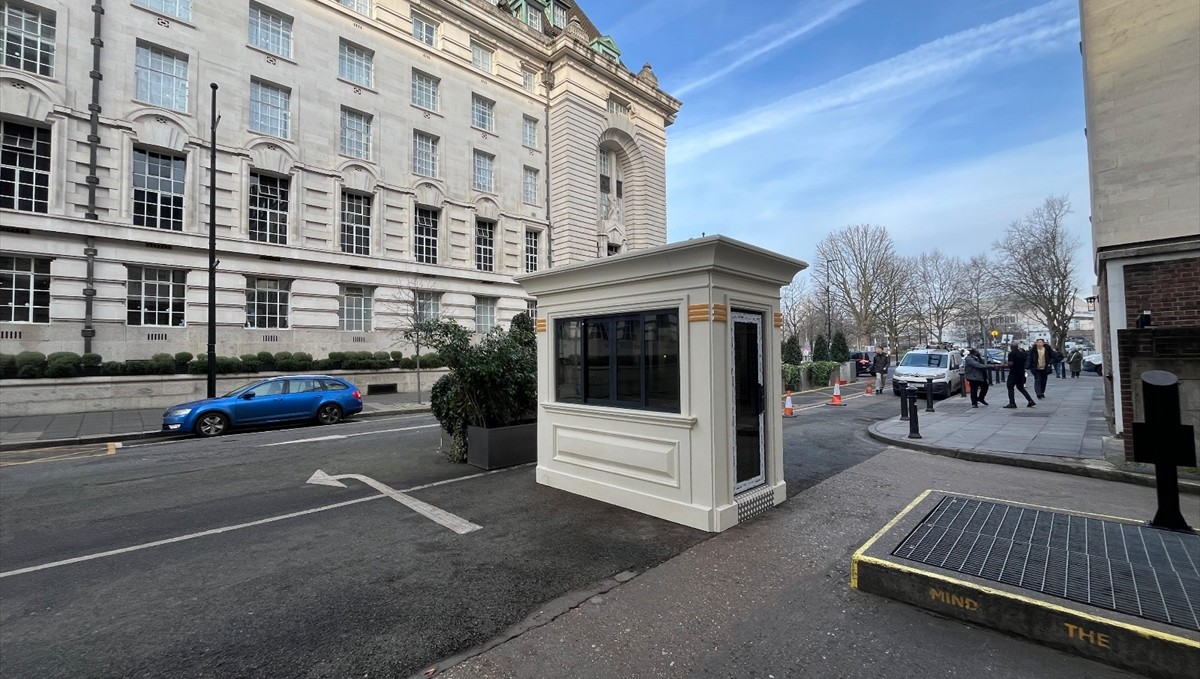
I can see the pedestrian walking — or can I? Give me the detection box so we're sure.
[963,348,990,408]
[1068,348,1085,378]
[1052,346,1066,379]
[870,349,890,395]
[1003,342,1037,408]
[1027,338,1060,399]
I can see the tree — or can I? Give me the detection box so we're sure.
[912,249,966,345]
[782,335,803,365]
[814,224,900,347]
[875,257,919,351]
[380,276,448,403]
[830,332,851,362]
[779,275,808,344]
[955,253,1009,347]
[990,196,1081,350]
[812,335,829,362]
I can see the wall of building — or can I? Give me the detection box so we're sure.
[1080,0,1200,254]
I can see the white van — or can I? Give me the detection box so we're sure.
[891,349,963,398]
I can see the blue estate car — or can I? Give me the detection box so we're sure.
[162,375,363,437]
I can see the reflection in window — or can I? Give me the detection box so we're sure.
[554,310,680,412]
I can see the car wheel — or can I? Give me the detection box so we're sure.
[195,412,228,437]
[316,403,343,425]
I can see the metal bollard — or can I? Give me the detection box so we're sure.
[907,387,921,438]
[925,377,935,412]
[1131,371,1196,531]
[899,386,909,420]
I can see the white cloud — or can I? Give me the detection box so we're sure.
[670,0,1079,165]
[671,0,866,97]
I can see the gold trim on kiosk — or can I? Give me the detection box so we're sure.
[687,304,710,322]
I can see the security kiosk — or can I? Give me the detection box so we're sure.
[517,236,807,532]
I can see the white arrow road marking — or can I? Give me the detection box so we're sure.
[307,469,481,535]
[259,424,439,447]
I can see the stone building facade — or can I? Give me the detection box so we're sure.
[1079,0,1200,457]
[0,0,679,361]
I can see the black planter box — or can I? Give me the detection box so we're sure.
[467,422,537,470]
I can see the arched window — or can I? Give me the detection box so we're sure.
[597,146,624,225]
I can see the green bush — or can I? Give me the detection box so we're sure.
[215,356,243,374]
[0,354,16,378]
[811,336,829,362]
[292,351,313,363]
[830,332,851,363]
[150,352,173,364]
[46,361,79,378]
[390,350,405,362]
[102,361,125,376]
[398,357,416,369]
[15,351,46,370]
[124,360,154,376]
[174,351,194,364]
[782,335,803,365]
[275,358,299,372]
[256,351,275,366]
[373,351,391,362]
[47,351,82,366]
[81,353,103,367]
[807,360,841,387]
[239,353,259,364]
[187,358,208,374]
[328,351,345,362]
[17,364,42,379]
[314,358,336,371]
[273,351,293,363]
[240,358,261,373]
[782,363,805,392]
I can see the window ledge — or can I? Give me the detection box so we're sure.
[411,104,443,118]
[246,44,297,64]
[131,99,191,117]
[338,152,374,164]
[337,77,377,93]
[471,125,498,137]
[247,129,292,142]
[541,402,695,427]
[522,143,539,151]
[130,3,197,28]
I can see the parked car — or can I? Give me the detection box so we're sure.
[891,349,963,398]
[162,375,363,437]
[1083,353,1103,375]
[851,351,874,376]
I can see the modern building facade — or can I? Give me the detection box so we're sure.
[1079,0,1200,457]
[0,0,679,361]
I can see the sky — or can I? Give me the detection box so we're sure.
[583,0,1091,275]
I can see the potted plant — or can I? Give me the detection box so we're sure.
[174,352,194,374]
[428,313,537,469]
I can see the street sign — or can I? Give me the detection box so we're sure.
[990,329,999,338]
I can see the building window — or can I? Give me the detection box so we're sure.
[524,229,539,272]
[0,120,50,214]
[526,299,537,318]
[412,130,438,177]
[411,12,436,45]
[248,172,288,244]
[136,44,188,112]
[250,79,290,138]
[521,68,536,92]
[2,1,54,77]
[132,148,185,231]
[0,255,50,323]
[414,206,438,264]
[555,310,680,412]
[340,191,371,255]
[522,167,538,205]
[475,219,494,272]
[607,243,621,256]
[337,0,369,16]
[248,4,292,58]
[126,266,185,327]
[470,40,492,73]
[339,285,372,331]
[551,2,568,28]
[415,290,440,322]
[245,277,290,328]
[523,4,541,30]
[598,147,623,222]
[522,116,538,148]
[338,40,373,87]
[607,98,630,117]
[471,94,494,132]
[472,150,494,192]
[475,297,496,333]
[339,108,372,159]
[411,70,439,111]
[135,0,190,21]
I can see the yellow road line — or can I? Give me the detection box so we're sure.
[0,449,110,467]
[850,489,932,588]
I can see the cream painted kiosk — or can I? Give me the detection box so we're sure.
[517,236,806,532]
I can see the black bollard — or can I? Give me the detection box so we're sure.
[907,387,921,439]
[1131,371,1196,532]
[925,377,935,412]
[900,387,909,421]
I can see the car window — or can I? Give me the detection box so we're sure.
[257,380,287,396]
[899,353,947,368]
[223,381,264,398]
[290,379,325,393]
[321,380,349,391]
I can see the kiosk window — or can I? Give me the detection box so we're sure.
[554,310,680,412]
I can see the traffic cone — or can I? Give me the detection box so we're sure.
[964,380,971,394]
[784,391,795,417]
[865,380,874,396]
[828,381,846,406]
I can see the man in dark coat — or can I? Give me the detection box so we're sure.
[1003,343,1036,408]
[870,349,890,395]
[1027,338,1060,399]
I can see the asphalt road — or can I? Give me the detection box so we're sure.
[0,387,905,678]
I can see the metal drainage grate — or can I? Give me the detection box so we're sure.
[893,495,1200,631]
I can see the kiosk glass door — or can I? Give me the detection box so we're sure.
[731,311,765,493]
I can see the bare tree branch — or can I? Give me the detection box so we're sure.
[912,249,966,344]
[814,224,896,347]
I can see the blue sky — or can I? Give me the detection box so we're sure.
[585,0,1090,269]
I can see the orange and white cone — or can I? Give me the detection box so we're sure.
[784,391,795,417]
[828,381,846,406]
[865,380,874,396]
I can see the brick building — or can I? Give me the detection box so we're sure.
[1079,0,1200,458]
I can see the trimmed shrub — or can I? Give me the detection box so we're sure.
[81,353,103,367]
[807,360,841,387]
[830,332,851,363]
[782,335,803,365]
[188,358,208,374]
[782,363,805,392]
[398,357,416,369]
[314,358,336,371]
[256,351,275,366]
[102,361,125,376]
[17,364,42,379]
[214,356,243,374]
[124,360,154,376]
[328,351,345,362]
[273,351,293,363]
[390,351,405,362]
[373,351,391,362]
[275,358,299,372]
[175,351,194,364]
[239,354,259,364]
[812,336,829,362]
[47,351,82,366]
[46,361,79,378]
[15,351,46,369]
[240,357,261,373]
[0,354,16,378]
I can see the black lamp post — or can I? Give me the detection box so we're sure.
[207,83,219,398]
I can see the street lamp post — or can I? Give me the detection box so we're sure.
[207,83,219,398]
